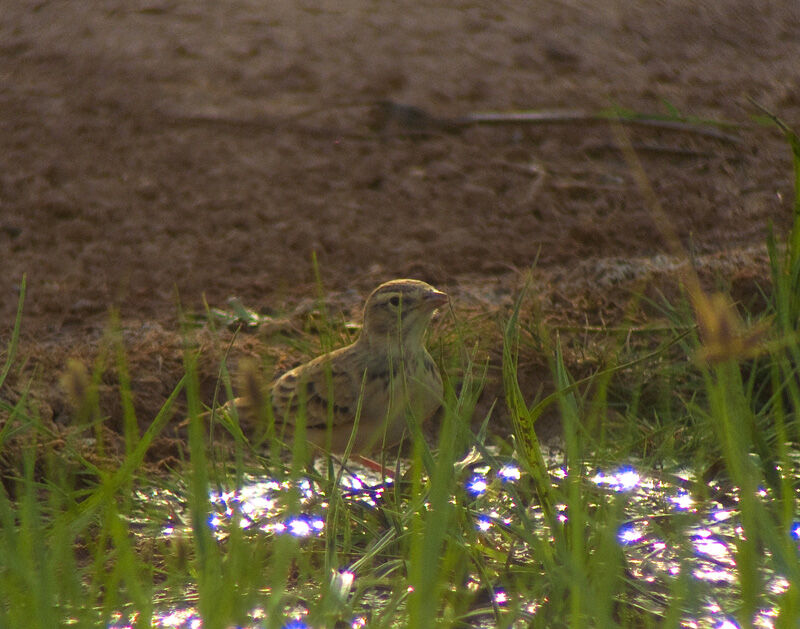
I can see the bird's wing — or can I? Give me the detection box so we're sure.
[270,350,367,430]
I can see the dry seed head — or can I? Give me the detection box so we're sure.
[693,291,768,364]
[60,359,91,407]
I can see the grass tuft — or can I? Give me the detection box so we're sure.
[3,122,800,627]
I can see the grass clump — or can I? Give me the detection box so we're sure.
[2,126,800,628]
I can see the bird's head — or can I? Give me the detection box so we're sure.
[360,279,448,352]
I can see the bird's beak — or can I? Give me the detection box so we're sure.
[424,289,449,309]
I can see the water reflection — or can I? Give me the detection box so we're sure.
[497,464,521,482]
[617,522,645,544]
[167,464,392,543]
[592,466,641,491]
[466,473,489,496]
[668,491,694,511]
[125,455,793,629]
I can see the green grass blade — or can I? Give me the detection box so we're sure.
[0,274,25,391]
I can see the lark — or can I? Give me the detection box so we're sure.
[224,279,448,455]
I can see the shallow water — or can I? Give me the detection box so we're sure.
[111,455,797,629]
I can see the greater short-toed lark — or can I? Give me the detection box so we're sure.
[224,279,448,455]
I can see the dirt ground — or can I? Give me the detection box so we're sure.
[2,1,800,454]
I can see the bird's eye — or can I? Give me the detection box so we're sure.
[389,296,400,307]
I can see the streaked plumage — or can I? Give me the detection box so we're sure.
[225,279,447,454]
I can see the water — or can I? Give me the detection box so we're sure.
[111,456,797,628]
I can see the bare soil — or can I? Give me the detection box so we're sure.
[2,1,800,456]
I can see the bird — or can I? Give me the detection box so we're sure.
[219,279,448,456]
